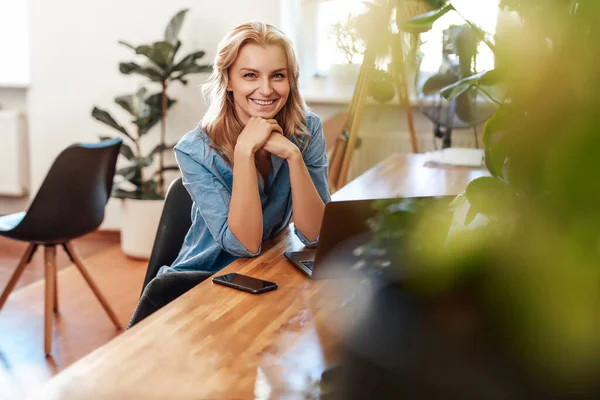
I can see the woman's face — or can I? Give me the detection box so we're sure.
[227,43,290,125]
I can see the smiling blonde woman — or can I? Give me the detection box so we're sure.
[129,22,330,327]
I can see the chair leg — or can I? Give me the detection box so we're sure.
[53,266,59,313]
[44,245,57,356]
[63,242,122,330]
[0,243,37,313]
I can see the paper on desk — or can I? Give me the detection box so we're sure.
[423,147,485,167]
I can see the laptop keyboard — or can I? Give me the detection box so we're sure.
[300,260,314,271]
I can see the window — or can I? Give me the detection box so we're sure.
[420,0,499,73]
[315,0,368,72]
[302,0,499,77]
[0,2,29,86]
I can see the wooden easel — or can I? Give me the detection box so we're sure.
[329,2,420,193]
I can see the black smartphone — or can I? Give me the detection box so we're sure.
[212,273,278,294]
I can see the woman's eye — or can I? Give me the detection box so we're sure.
[273,73,285,79]
[244,73,256,78]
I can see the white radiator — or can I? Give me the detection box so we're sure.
[349,129,482,180]
[0,110,28,197]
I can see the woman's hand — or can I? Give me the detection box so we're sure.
[235,117,282,155]
[263,132,301,160]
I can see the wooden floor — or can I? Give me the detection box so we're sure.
[0,232,121,291]
[0,232,147,400]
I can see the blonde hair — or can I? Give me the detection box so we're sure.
[202,22,309,164]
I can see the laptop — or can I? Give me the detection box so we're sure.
[284,196,455,279]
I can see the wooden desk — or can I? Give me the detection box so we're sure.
[30,154,488,399]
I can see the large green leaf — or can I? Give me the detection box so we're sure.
[479,69,502,86]
[440,69,500,99]
[115,165,139,182]
[114,95,135,116]
[465,176,513,218]
[483,106,512,179]
[145,93,176,111]
[119,62,164,82]
[150,41,176,68]
[165,9,189,45]
[131,42,175,69]
[115,157,153,184]
[119,143,136,160]
[422,73,459,95]
[153,165,180,177]
[398,4,454,33]
[171,50,206,72]
[120,41,175,69]
[133,93,176,135]
[440,78,473,100]
[172,40,182,60]
[149,143,176,158]
[133,114,161,136]
[118,40,136,51]
[134,44,153,59]
[136,156,154,168]
[175,63,212,76]
[114,87,149,117]
[91,107,134,142]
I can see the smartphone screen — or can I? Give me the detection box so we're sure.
[212,273,277,294]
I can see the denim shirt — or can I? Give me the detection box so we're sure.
[157,111,331,275]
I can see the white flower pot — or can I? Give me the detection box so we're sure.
[120,198,165,260]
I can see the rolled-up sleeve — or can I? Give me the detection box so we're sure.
[294,115,332,248]
[175,148,261,258]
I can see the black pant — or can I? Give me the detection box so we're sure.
[128,270,213,328]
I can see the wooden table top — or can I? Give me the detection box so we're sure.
[30,153,488,399]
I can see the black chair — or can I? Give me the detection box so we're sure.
[140,177,192,296]
[0,138,123,355]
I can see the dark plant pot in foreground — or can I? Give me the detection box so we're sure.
[317,248,600,400]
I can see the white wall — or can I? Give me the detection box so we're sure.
[25,0,280,229]
[0,1,29,87]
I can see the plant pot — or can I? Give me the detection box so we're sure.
[320,277,535,399]
[120,198,164,259]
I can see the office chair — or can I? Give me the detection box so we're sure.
[140,177,192,296]
[0,138,123,355]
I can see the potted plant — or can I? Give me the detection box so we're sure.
[329,15,364,86]
[92,9,211,259]
[318,1,600,397]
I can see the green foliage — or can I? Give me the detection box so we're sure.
[363,0,600,392]
[330,15,363,64]
[398,3,454,33]
[117,9,211,85]
[92,9,211,200]
[94,88,176,200]
[420,23,493,124]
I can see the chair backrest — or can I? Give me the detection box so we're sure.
[140,177,192,294]
[322,112,349,194]
[11,138,122,244]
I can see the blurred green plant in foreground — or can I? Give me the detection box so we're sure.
[362,0,600,395]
